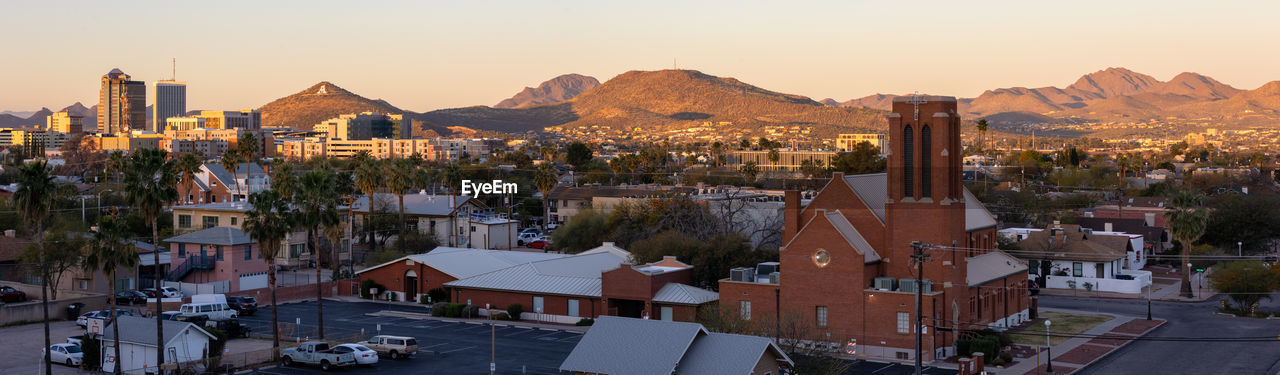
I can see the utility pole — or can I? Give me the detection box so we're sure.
[910,241,931,375]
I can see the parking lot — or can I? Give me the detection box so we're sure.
[237,300,582,374]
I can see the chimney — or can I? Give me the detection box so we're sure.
[1104,222,1113,232]
[972,352,985,374]
[782,190,801,245]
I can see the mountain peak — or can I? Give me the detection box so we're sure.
[258,81,403,129]
[494,74,600,109]
[1067,67,1160,97]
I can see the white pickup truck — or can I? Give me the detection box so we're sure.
[280,342,357,371]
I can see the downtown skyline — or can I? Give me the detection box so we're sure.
[4,0,1280,112]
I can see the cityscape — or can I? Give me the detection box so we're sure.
[3,1,1280,375]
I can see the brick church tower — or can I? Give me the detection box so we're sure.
[884,95,967,274]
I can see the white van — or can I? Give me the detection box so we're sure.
[180,294,237,321]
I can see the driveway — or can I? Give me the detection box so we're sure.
[0,320,88,375]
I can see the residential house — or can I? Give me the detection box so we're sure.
[171,201,338,270]
[102,316,215,375]
[559,316,793,375]
[1001,224,1152,294]
[175,162,268,205]
[350,193,484,247]
[164,226,269,292]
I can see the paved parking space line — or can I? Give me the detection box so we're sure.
[420,343,448,350]
[533,331,562,339]
[505,329,535,337]
[436,345,477,355]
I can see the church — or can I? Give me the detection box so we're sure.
[719,96,1030,361]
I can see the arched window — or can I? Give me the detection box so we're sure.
[921,125,932,198]
[902,125,913,197]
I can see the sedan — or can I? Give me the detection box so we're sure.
[113,291,147,305]
[332,344,379,366]
[138,289,160,298]
[527,239,550,249]
[44,343,83,366]
[77,309,136,328]
[159,286,183,298]
[0,285,27,303]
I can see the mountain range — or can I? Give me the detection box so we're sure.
[493,74,600,109]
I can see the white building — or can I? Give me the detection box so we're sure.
[468,217,519,250]
[102,316,216,375]
[1000,224,1151,294]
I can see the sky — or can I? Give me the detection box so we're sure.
[3,0,1279,112]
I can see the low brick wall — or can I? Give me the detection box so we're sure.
[226,281,337,303]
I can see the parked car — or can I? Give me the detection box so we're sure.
[0,285,27,302]
[174,313,209,328]
[208,318,252,338]
[332,343,379,366]
[179,294,237,321]
[65,336,83,346]
[281,341,358,371]
[527,238,551,250]
[159,286,183,298]
[516,232,541,246]
[44,343,83,366]
[1029,280,1040,296]
[76,309,136,328]
[138,288,160,298]
[227,296,258,316]
[113,290,147,305]
[363,335,419,359]
[160,311,183,321]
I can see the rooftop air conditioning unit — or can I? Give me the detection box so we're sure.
[768,272,780,284]
[874,277,895,291]
[898,278,917,293]
[730,268,755,283]
[920,280,933,294]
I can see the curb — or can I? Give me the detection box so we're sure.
[1067,319,1167,374]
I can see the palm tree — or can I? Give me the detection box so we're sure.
[354,159,383,251]
[175,152,202,205]
[221,147,243,201]
[975,118,989,154]
[330,170,357,273]
[106,151,126,185]
[269,159,299,202]
[14,160,57,375]
[238,133,260,195]
[83,215,135,375]
[243,189,293,359]
[296,169,340,338]
[533,163,558,234]
[123,148,178,365]
[767,148,780,166]
[740,161,759,183]
[1168,189,1209,298]
[386,158,415,246]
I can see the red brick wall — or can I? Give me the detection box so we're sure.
[227,281,335,303]
[453,288,602,319]
[357,259,457,300]
[601,265,653,301]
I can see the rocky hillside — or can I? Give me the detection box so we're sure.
[494,74,600,109]
[257,82,405,129]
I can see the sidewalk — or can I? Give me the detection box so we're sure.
[996,308,1165,374]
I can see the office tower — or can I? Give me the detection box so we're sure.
[153,81,187,133]
[46,110,84,134]
[195,110,261,130]
[98,69,146,134]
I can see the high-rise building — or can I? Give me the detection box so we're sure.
[46,110,84,134]
[153,80,187,133]
[98,69,146,134]
[195,110,261,130]
[314,112,409,140]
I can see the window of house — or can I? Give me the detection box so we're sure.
[178,215,192,228]
[1028,260,1040,275]
[740,301,751,320]
[230,217,237,226]
[1072,262,1083,277]
[816,306,828,327]
[202,216,218,229]
[215,246,223,261]
[567,299,579,317]
[178,243,186,258]
[78,279,89,290]
[897,312,910,333]
[244,245,252,260]
[532,296,545,313]
[661,306,673,321]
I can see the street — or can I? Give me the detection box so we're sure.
[1039,294,1280,374]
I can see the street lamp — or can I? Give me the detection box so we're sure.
[1238,241,1242,257]
[1045,319,1053,373]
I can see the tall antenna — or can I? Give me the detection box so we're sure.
[171,57,176,81]
[673,58,677,70]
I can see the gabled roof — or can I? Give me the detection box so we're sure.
[164,226,254,246]
[355,247,564,279]
[351,193,478,217]
[1014,224,1131,262]
[443,250,630,298]
[652,283,719,305]
[559,316,707,375]
[824,210,882,264]
[579,242,633,263]
[966,251,1028,287]
[104,316,215,347]
[202,162,264,187]
[676,332,794,375]
[839,173,998,231]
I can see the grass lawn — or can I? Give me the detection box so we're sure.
[1008,311,1113,346]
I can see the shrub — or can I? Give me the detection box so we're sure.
[999,351,1014,363]
[1066,280,1078,290]
[575,318,595,326]
[427,288,449,303]
[359,279,385,299]
[80,334,101,371]
[1083,282,1094,292]
[462,304,481,318]
[430,302,448,317]
[418,295,430,304]
[445,303,466,318]
[507,304,524,320]
[956,339,972,357]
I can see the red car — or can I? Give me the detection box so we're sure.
[1,286,28,303]
[527,239,550,250]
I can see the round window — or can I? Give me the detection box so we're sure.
[813,249,831,267]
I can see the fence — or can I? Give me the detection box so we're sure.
[163,280,231,296]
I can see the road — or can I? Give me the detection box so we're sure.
[237,300,581,374]
[1039,294,1280,374]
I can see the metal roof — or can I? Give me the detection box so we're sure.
[966,251,1029,287]
[103,316,215,347]
[559,316,706,375]
[355,247,565,279]
[202,162,264,188]
[676,332,794,375]
[651,283,719,305]
[824,210,883,264]
[963,189,999,231]
[350,193,477,217]
[443,249,630,298]
[164,226,254,246]
[842,173,999,231]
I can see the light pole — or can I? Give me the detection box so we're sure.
[488,303,495,375]
[1146,281,1152,320]
[1238,241,1242,257]
[1045,319,1053,373]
